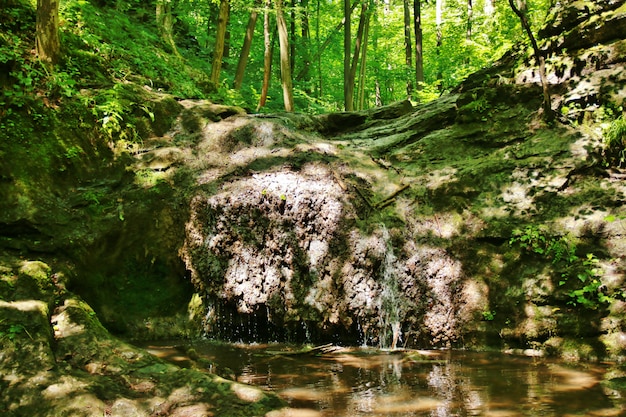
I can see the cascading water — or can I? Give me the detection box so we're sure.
[377,226,403,349]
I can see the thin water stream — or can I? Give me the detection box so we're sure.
[142,341,626,416]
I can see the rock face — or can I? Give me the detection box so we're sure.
[183,166,482,347]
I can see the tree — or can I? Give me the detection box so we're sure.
[356,6,371,110]
[403,0,413,97]
[210,0,231,86]
[233,3,260,90]
[413,0,424,89]
[276,0,295,111]
[345,0,369,111]
[36,0,60,64]
[435,0,443,87]
[258,0,274,110]
[300,0,312,91]
[344,0,352,110]
[156,0,181,57]
[508,0,554,122]
[465,0,473,65]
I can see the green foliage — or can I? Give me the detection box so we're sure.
[603,114,626,166]
[509,226,613,310]
[0,322,31,341]
[482,310,496,321]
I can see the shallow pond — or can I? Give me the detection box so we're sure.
[142,341,626,416]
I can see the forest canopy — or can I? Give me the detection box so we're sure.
[2,0,556,114]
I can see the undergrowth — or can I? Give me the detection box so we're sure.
[509,226,620,310]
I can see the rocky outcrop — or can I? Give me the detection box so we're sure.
[182,166,484,347]
[0,257,283,416]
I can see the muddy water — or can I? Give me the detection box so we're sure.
[143,342,626,416]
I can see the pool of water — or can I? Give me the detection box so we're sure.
[142,341,626,416]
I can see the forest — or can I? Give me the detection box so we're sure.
[7,0,556,113]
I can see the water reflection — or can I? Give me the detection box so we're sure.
[143,342,625,416]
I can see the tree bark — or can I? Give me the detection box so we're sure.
[300,0,312,91]
[210,0,231,86]
[466,0,472,42]
[508,0,554,123]
[233,5,260,90]
[36,0,60,64]
[414,0,424,89]
[344,0,352,111]
[403,0,413,98]
[156,0,180,57]
[346,1,369,111]
[435,0,443,87]
[357,11,370,110]
[276,0,295,111]
[465,0,472,65]
[258,0,273,110]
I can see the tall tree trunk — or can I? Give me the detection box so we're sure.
[290,0,296,73]
[344,0,352,111]
[206,1,219,49]
[233,5,260,90]
[258,0,273,110]
[300,0,312,91]
[36,0,60,64]
[346,1,368,111]
[403,0,413,98]
[357,10,371,110]
[156,0,180,57]
[276,0,295,111]
[466,0,472,41]
[465,0,472,65]
[210,0,230,86]
[508,0,554,123]
[316,0,322,97]
[435,0,443,88]
[413,0,424,90]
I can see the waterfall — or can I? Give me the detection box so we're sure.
[377,226,403,350]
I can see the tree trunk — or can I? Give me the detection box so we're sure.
[210,0,230,86]
[300,0,312,91]
[357,11,371,110]
[156,0,180,57]
[403,0,413,98]
[414,0,424,89]
[344,0,352,111]
[435,0,443,88]
[508,0,554,123]
[465,0,472,65]
[233,5,260,90]
[375,79,382,107]
[346,1,368,111]
[36,0,61,64]
[258,0,273,110]
[276,0,295,111]
[290,0,296,73]
[316,0,322,97]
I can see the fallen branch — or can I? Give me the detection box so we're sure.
[374,183,410,209]
[266,343,336,356]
